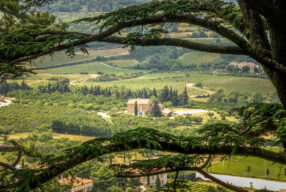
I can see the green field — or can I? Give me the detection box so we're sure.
[210,154,286,181]
[151,180,231,192]
[105,59,139,68]
[77,73,275,96]
[180,51,221,65]
[7,132,94,142]
[33,48,130,68]
[46,62,145,74]
[24,72,276,97]
[32,51,94,68]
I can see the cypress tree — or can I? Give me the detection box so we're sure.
[179,86,189,105]
[168,87,173,101]
[134,101,138,116]
[21,81,30,90]
[159,86,169,102]
[152,88,158,97]
[172,90,179,106]
[151,100,162,117]
[143,89,148,98]
[115,89,120,99]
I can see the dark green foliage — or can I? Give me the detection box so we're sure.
[2,100,286,191]
[134,101,138,116]
[179,86,189,106]
[0,80,31,95]
[151,100,162,117]
[74,0,239,34]
[159,86,169,103]
[90,72,143,82]
[158,86,179,106]
[233,103,285,140]
[195,82,203,88]
[38,79,70,94]
[241,66,250,73]
[52,120,112,137]
[209,89,263,105]
[152,88,157,97]
[107,185,124,192]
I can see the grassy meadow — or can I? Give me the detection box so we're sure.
[210,155,286,181]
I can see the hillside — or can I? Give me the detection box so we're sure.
[46,0,150,12]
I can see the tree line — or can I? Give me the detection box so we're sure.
[34,80,190,107]
[52,120,112,137]
[0,81,31,95]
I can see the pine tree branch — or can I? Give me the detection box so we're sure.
[0,145,23,152]
[112,155,247,192]
[8,13,286,74]
[9,14,251,65]
[22,129,286,190]
[102,36,246,55]
[1,128,285,190]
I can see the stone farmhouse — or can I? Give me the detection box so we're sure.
[127,99,152,117]
[230,61,261,73]
[58,176,93,192]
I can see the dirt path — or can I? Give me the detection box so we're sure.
[186,83,215,98]
[0,100,12,107]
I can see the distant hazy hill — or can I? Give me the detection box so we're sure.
[47,0,236,13]
[47,0,150,12]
